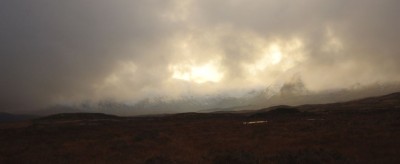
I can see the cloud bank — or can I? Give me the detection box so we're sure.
[1,0,400,112]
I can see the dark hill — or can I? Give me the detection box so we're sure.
[1,92,400,163]
[298,91,400,113]
[249,107,306,118]
[37,113,120,121]
[263,107,300,115]
[0,112,37,122]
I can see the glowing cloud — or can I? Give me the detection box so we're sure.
[245,38,306,77]
[170,61,223,84]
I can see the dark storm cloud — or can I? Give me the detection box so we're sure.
[1,0,400,112]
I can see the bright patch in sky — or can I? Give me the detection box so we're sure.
[258,44,283,69]
[249,44,284,74]
[170,62,223,83]
[269,45,283,64]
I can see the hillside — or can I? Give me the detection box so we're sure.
[0,92,400,163]
[0,112,37,122]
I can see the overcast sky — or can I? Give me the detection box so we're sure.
[1,0,400,112]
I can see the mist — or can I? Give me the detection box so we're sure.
[1,0,400,114]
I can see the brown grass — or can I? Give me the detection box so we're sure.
[1,93,400,163]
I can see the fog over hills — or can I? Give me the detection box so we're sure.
[39,80,400,116]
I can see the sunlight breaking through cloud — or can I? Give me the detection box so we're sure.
[170,61,224,84]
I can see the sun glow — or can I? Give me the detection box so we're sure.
[170,62,223,83]
[248,44,283,74]
[258,44,283,68]
[244,38,306,77]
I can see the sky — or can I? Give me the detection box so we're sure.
[1,0,400,113]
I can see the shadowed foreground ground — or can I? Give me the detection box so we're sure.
[1,93,400,163]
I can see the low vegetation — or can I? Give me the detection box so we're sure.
[0,93,400,163]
